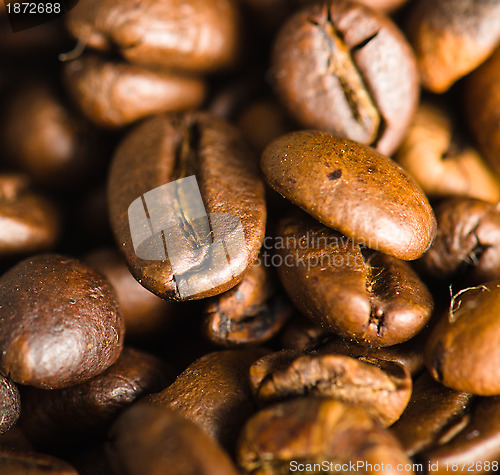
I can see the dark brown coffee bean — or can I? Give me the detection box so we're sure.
[66,0,242,73]
[144,348,266,452]
[280,313,333,350]
[396,102,500,203]
[0,427,32,452]
[203,260,293,347]
[271,1,418,155]
[419,198,500,286]
[0,254,124,389]
[108,404,238,475]
[406,0,500,93]
[275,212,434,346]
[464,45,500,177]
[426,282,500,395]
[63,55,207,128]
[0,448,77,474]
[391,371,473,456]
[250,349,412,426]
[0,375,20,435]
[262,131,436,260]
[237,397,414,475]
[20,347,170,444]
[0,175,60,258]
[108,112,266,301]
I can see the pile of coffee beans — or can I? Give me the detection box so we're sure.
[1,0,500,473]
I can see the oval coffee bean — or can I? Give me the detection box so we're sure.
[250,350,412,426]
[276,212,434,346]
[0,448,78,474]
[426,281,500,395]
[271,0,418,155]
[0,254,124,389]
[66,0,241,73]
[237,397,414,475]
[108,112,266,301]
[63,55,207,128]
[108,404,238,475]
[0,375,20,435]
[262,131,436,260]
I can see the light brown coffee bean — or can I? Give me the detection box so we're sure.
[262,131,436,260]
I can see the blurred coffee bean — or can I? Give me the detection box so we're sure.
[426,282,500,395]
[85,249,175,340]
[203,260,293,347]
[391,371,473,456]
[464,46,500,177]
[63,55,207,128]
[396,102,500,203]
[250,349,412,426]
[0,254,124,389]
[0,375,20,435]
[20,348,170,444]
[262,131,436,260]
[144,348,266,452]
[0,427,32,452]
[280,313,332,350]
[275,212,434,346]
[0,174,60,258]
[108,112,266,301]
[271,0,418,155]
[406,0,500,93]
[1,82,99,190]
[78,185,114,246]
[108,404,238,475]
[419,198,500,286]
[237,397,414,475]
[0,448,78,474]
[66,0,242,73]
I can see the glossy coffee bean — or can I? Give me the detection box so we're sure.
[271,0,418,155]
[0,375,20,435]
[0,254,124,389]
[20,347,170,443]
[406,0,500,93]
[203,260,293,347]
[419,198,500,286]
[237,397,414,475]
[66,0,241,73]
[262,131,436,260]
[250,349,412,426]
[108,404,238,475]
[426,281,500,395]
[108,112,266,301]
[275,212,434,346]
[63,55,206,128]
[396,102,500,203]
[0,448,78,474]
[0,175,60,258]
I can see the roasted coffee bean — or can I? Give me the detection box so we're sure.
[280,313,333,350]
[0,448,77,474]
[275,212,434,346]
[426,282,500,395]
[419,198,500,286]
[237,397,414,475]
[250,349,412,426]
[464,46,500,177]
[262,131,436,260]
[144,349,266,452]
[0,427,32,452]
[396,102,500,203]
[270,0,418,155]
[63,55,207,128]
[0,375,20,435]
[1,82,99,189]
[108,112,266,301]
[406,0,500,93]
[66,0,241,73]
[85,249,175,340]
[0,175,60,258]
[20,347,170,444]
[391,371,473,456]
[0,254,124,389]
[108,404,238,475]
[203,260,293,347]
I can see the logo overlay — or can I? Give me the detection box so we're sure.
[128,175,246,299]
